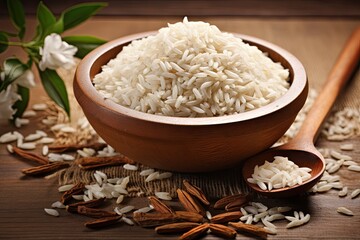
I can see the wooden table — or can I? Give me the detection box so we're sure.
[1,17,360,239]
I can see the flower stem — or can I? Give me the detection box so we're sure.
[0,41,39,49]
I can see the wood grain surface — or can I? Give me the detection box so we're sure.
[0,17,360,239]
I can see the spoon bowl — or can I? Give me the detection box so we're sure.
[242,27,360,197]
[242,147,325,197]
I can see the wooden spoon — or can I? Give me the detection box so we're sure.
[242,27,360,197]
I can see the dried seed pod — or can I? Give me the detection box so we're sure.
[210,211,242,224]
[225,195,251,211]
[77,156,134,170]
[77,206,118,218]
[60,182,85,204]
[182,180,210,206]
[214,194,250,209]
[49,142,107,153]
[155,222,201,234]
[180,223,209,240]
[13,146,49,165]
[209,223,237,239]
[174,211,204,223]
[66,198,106,213]
[148,196,174,214]
[84,215,122,228]
[133,212,177,227]
[229,221,274,239]
[22,162,69,176]
[177,189,205,215]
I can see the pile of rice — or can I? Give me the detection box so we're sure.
[93,17,290,117]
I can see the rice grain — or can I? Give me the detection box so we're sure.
[44,208,59,217]
[337,207,354,216]
[350,189,360,199]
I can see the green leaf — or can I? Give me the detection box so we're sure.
[63,35,107,58]
[61,2,107,31]
[51,18,64,34]
[36,2,56,37]
[0,32,9,53]
[38,68,70,116]
[6,0,26,39]
[0,58,28,91]
[12,85,30,119]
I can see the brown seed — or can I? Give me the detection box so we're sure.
[174,211,204,223]
[209,223,237,239]
[148,196,175,214]
[214,194,250,209]
[155,222,201,234]
[13,146,49,165]
[84,215,122,228]
[77,155,134,170]
[49,142,107,153]
[177,189,205,215]
[183,180,210,206]
[210,211,242,224]
[228,221,274,239]
[60,182,85,204]
[77,206,118,218]
[21,162,69,176]
[225,196,250,211]
[180,223,210,240]
[66,198,106,213]
[133,212,177,227]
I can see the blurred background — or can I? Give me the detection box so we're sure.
[1,0,360,17]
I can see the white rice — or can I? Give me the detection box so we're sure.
[6,144,13,153]
[123,164,138,171]
[39,137,55,144]
[337,207,354,216]
[350,188,360,199]
[121,216,135,225]
[340,144,354,151]
[154,191,172,201]
[93,18,289,117]
[348,165,360,172]
[18,142,36,150]
[0,132,18,143]
[42,145,49,156]
[117,205,135,214]
[51,201,66,209]
[134,206,153,213]
[32,103,47,111]
[23,110,37,117]
[247,156,312,190]
[58,184,75,192]
[44,208,59,217]
[338,187,348,197]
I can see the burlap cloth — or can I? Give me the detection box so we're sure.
[57,66,360,199]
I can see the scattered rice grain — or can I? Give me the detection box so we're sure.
[348,165,360,172]
[32,103,47,111]
[58,184,75,192]
[44,208,59,217]
[123,164,138,171]
[155,192,172,201]
[337,207,354,216]
[350,188,360,199]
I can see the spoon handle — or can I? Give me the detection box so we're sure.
[293,27,360,146]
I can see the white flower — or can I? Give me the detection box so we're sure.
[39,33,78,71]
[15,69,36,88]
[0,70,35,121]
[0,84,20,121]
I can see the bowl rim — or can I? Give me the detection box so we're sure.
[75,31,307,126]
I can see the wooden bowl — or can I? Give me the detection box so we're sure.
[74,32,308,172]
